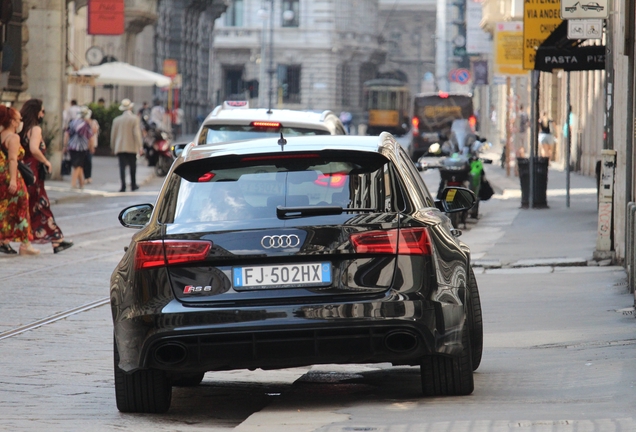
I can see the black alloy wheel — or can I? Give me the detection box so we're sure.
[420,322,474,396]
[467,267,484,370]
[113,337,172,413]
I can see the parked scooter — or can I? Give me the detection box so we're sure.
[154,133,174,177]
[417,119,493,228]
[141,115,172,175]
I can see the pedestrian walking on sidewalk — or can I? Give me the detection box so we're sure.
[0,105,40,256]
[64,106,94,190]
[111,99,143,192]
[19,99,73,254]
[84,113,99,185]
[538,111,555,160]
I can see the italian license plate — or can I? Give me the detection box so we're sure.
[233,262,331,290]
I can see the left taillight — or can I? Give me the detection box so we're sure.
[134,240,212,270]
[350,228,432,255]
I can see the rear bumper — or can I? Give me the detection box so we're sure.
[114,296,465,373]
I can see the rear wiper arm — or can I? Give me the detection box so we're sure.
[276,206,376,220]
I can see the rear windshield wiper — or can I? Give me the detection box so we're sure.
[276,206,376,219]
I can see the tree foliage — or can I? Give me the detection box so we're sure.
[88,102,122,153]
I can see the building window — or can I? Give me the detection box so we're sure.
[2,0,23,91]
[225,0,244,27]
[223,66,245,100]
[282,0,299,27]
[278,65,301,103]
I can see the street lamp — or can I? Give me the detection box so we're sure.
[257,7,268,109]
[267,0,275,113]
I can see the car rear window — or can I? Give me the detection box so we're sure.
[165,152,407,224]
[413,95,474,133]
[198,125,331,144]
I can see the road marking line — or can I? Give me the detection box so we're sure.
[0,298,109,341]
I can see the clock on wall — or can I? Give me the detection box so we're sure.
[86,46,104,66]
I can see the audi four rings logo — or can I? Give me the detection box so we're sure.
[261,235,301,248]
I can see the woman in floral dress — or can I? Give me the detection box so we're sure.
[20,99,73,253]
[0,105,39,255]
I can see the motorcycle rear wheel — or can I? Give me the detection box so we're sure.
[155,156,171,177]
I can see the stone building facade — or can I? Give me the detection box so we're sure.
[378,0,436,98]
[1,0,227,177]
[155,0,228,134]
[209,0,386,123]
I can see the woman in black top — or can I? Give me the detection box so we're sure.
[538,111,555,159]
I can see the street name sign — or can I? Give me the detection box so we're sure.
[523,0,563,70]
[561,0,608,19]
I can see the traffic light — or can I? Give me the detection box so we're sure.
[245,79,259,98]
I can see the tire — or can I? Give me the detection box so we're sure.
[450,211,462,229]
[171,372,205,387]
[469,199,480,219]
[113,338,172,413]
[467,267,484,371]
[155,156,171,177]
[420,322,474,396]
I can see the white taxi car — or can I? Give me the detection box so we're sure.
[195,101,347,145]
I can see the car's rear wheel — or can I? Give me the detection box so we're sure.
[467,267,484,370]
[420,323,474,396]
[170,372,205,387]
[114,338,172,413]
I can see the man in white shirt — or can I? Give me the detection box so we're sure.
[111,99,143,192]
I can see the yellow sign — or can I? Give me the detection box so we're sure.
[368,110,398,127]
[163,59,178,78]
[494,22,526,76]
[67,75,96,86]
[523,0,563,70]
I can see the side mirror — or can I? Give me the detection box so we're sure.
[172,142,188,158]
[436,187,476,213]
[118,204,154,228]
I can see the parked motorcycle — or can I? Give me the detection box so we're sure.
[417,120,493,228]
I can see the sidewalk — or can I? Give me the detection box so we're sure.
[45,155,159,204]
[466,149,603,269]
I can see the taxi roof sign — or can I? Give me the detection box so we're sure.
[223,101,249,109]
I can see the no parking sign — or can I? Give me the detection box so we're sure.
[449,68,471,84]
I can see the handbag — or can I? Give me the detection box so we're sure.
[1,145,35,186]
[61,151,72,176]
[38,162,48,181]
[478,179,494,201]
[18,161,35,186]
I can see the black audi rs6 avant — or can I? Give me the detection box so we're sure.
[111,132,483,413]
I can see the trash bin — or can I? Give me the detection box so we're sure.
[517,157,549,209]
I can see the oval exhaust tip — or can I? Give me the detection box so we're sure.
[154,342,187,365]
[384,331,418,353]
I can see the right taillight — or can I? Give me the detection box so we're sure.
[134,240,212,270]
[411,117,420,134]
[350,228,431,255]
